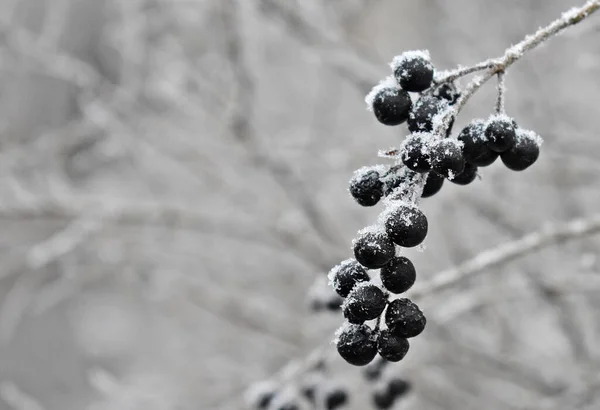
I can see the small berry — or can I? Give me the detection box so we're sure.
[363,356,388,381]
[377,328,410,362]
[387,378,411,398]
[451,162,478,185]
[328,259,370,298]
[401,133,433,173]
[500,129,541,171]
[380,256,416,294]
[343,283,388,323]
[372,390,395,409]
[336,323,378,366]
[353,230,396,269]
[421,172,444,198]
[246,381,278,410]
[485,115,517,152]
[391,51,435,92]
[457,120,499,166]
[407,96,448,133]
[349,168,384,207]
[371,87,412,126]
[382,167,417,197]
[384,205,428,248]
[433,82,460,105]
[325,388,348,410]
[385,298,426,338]
[431,139,465,179]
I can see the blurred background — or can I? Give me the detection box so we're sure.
[0,0,599,409]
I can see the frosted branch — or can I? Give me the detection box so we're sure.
[495,71,506,114]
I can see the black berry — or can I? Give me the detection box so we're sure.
[349,168,384,207]
[325,388,348,410]
[336,323,378,366]
[328,259,370,298]
[363,356,388,381]
[343,283,387,324]
[353,230,396,269]
[371,87,412,126]
[372,390,394,409]
[380,256,416,294]
[377,328,410,362]
[407,96,448,133]
[385,298,426,338]
[433,82,460,105]
[451,162,478,185]
[392,51,435,92]
[387,378,411,398]
[401,133,433,173]
[384,205,428,248]
[485,115,517,152]
[457,120,499,166]
[421,172,444,198]
[500,129,541,171]
[431,139,465,179]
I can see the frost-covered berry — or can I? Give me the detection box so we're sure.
[336,323,378,366]
[421,172,444,198]
[407,96,448,133]
[382,167,417,197]
[353,229,396,269]
[370,87,413,126]
[433,82,460,105]
[451,162,478,185]
[391,51,434,92]
[401,133,433,173]
[325,388,348,410]
[431,139,465,179]
[377,328,410,362]
[457,120,499,166]
[500,128,541,171]
[383,204,428,248]
[349,168,384,207]
[380,256,416,294]
[343,282,387,323]
[385,298,426,338]
[485,115,517,152]
[328,259,370,298]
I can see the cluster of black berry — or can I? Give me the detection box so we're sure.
[329,50,542,370]
[246,361,348,410]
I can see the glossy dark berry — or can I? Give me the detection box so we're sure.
[380,256,416,294]
[325,388,348,410]
[485,115,517,152]
[349,168,384,207]
[407,96,448,133]
[501,129,541,171]
[353,230,396,269]
[433,82,460,105]
[451,162,478,185]
[372,390,394,409]
[401,133,433,173]
[377,328,410,362]
[421,172,444,198]
[392,51,435,92]
[457,120,499,166]
[336,323,378,366]
[387,378,411,398]
[328,259,370,298]
[386,298,426,338]
[382,167,418,197]
[431,139,465,179]
[343,283,387,323]
[384,205,428,248]
[371,87,412,126]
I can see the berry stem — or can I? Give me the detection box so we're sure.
[495,71,506,114]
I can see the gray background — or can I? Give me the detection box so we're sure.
[0,0,599,409]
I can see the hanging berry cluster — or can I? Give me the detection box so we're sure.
[330,50,542,368]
